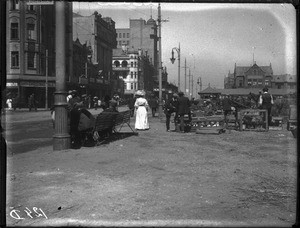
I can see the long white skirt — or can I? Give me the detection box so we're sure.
[135,106,149,130]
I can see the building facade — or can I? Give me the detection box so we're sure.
[6,0,73,108]
[116,28,130,48]
[73,11,117,98]
[271,74,296,89]
[224,62,273,89]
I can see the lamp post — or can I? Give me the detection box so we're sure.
[190,53,195,99]
[170,43,180,92]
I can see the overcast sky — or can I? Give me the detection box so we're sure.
[73,2,296,91]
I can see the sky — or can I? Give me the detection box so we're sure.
[72,2,296,93]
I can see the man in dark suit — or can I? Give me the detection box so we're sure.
[177,92,191,132]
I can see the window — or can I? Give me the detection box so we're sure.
[247,79,252,86]
[10,0,19,10]
[131,72,133,78]
[253,70,257,75]
[134,72,137,79]
[27,52,35,68]
[131,83,133,90]
[265,80,270,86]
[27,23,35,40]
[119,33,122,38]
[118,41,122,46]
[11,51,19,68]
[135,83,137,90]
[11,23,18,39]
[238,80,243,87]
[123,33,125,38]
[134,62,137,67]
[27,5,35,11]
[131,62,133,67]
[252,79,257,85]
[258,79,262,85]
[127,33,129,38]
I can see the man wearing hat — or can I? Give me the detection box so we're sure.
[177,91,191,132]
[258,86,274,128]
[164,93,179,132]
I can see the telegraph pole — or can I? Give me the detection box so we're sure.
[188,68,191,99]
[158,3,163,119]
[183,58,188,95]
[45,49,48,110]
[53,1,70,150]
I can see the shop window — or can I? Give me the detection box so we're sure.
[11,51,19,68]
[27,52,35,69]
[27,23,35,40]
[11,23,19,39]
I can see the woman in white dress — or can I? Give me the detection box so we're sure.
[134,90,149,130]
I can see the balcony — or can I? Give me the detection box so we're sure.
[112,66,130,71]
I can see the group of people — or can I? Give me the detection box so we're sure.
[129,90,192,133]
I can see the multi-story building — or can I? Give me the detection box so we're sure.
[6,0,73,108]
[116,28,130,48]
[73,11,117,98]
[224,62,273,89]
[271,74,297,89]
[112,48,156,98]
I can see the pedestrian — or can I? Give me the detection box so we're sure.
[149,96,158,117]
[68,90,84,149]
[164,93,179,132]
[101,95,111,110]
[127,94,136,117]
[102,99,119,113]
[258,86,274,127]
[134,90,149,130]
[177,91,191,133]
[28,94,37,112]
[6,97,13,111]
[93,96,98,110]
[66,90,73,103]
[221,94,233,128]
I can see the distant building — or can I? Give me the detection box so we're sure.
[271,74,296,89]
[73,11,117,98]
[116,28,130,48]
[6,0,73,108]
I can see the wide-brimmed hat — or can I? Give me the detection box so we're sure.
[178,91,184,96]
[173,93,178,97]
[135,90,145,96]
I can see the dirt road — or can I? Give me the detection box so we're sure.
[6,115,296,226]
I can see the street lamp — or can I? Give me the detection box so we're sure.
[170,43,180,92]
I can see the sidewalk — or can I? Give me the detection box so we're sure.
[5,113,297,227]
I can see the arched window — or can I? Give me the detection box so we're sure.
[10,17,19,40]
[121,60,127,67]
[114,60,120,67]
[26,17,36,41]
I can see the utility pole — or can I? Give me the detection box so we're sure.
[158,3,163,119]
[45,49,48,110]
[183,58,188,95]
[188,68,191,99]
[53,1,70,150]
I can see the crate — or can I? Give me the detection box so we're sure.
[194,115,225,134]
[269,117,283,130]
[238,109,268,131]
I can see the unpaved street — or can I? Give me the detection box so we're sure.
[5,112,297,227]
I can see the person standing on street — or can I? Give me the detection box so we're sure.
[6,97,13,111]
[134,90,149,130]
[149,96,158,117]
[127,94,136,117]
[164,93,178,132]
[258,87,274,127]
[28,94,37,112]
[221,94,233,128]
[177,92,191,133]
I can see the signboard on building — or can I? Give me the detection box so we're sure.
[26,0,54,5]
[20,81,55,87]
[6,82,18,87]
